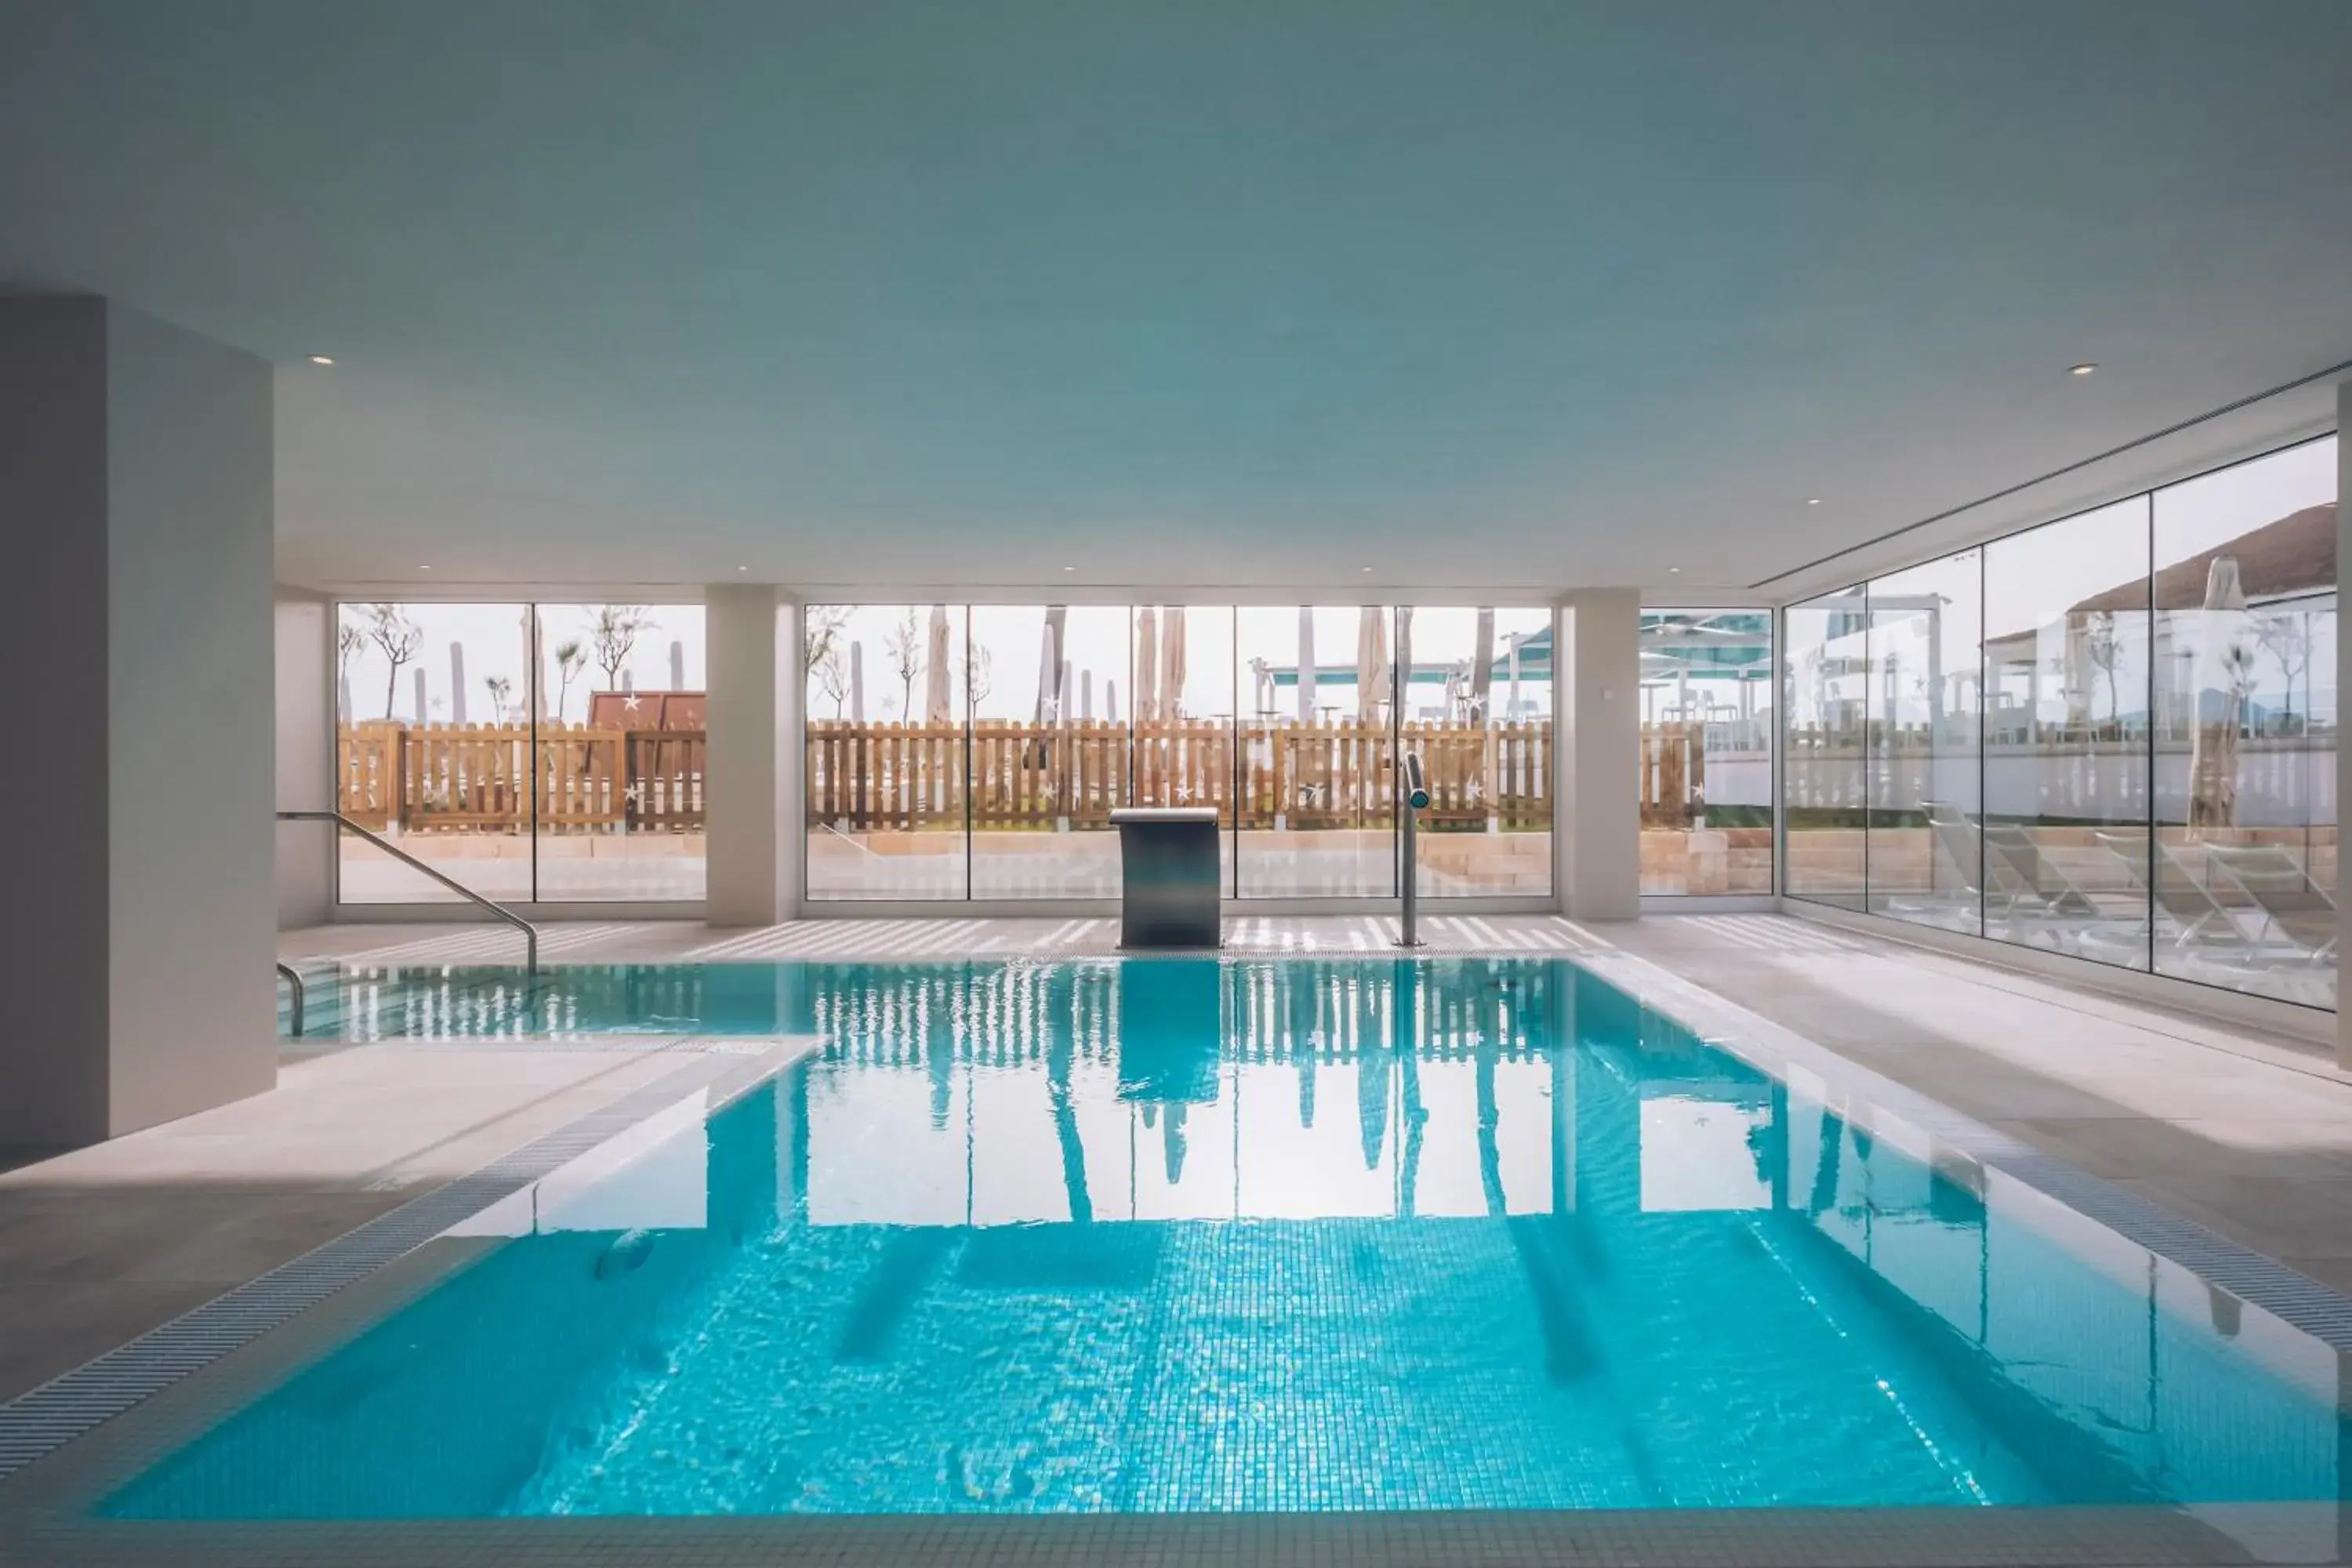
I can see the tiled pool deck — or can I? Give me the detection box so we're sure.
[3,913,2350,1564]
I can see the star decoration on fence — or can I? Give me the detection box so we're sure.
[622,695,643,712]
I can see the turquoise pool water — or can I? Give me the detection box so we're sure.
[144,957,2347,1515]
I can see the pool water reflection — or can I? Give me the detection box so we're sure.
[138,958,2350,1517]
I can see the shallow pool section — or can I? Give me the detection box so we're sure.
[149,958,2348,1516]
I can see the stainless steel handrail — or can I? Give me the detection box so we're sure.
[275,962,307,1037]
[276,809,539,973]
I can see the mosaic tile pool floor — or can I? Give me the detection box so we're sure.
[103,957,2352,1519]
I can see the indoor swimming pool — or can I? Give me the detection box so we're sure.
[133,956,2350,1517]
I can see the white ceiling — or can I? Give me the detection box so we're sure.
[2,1,2347,597]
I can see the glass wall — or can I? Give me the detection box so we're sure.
[967,605,1134,898]
[1865,554,1983,931]
[2152,441,2338,1006]
[1781,591,1869,907]
[1783,434,2337,1010]
[1239,605,1396,898]
[804,604,967,901]
[1982,499,2151,969]
[1639,611,1773,895]
[534,603,706,901]
[1405,608,1555,897]
[1132,604,1237,895]
[334,600,705,904]
[804,601,1552,903]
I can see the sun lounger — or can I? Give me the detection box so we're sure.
[2197,844,2336,964]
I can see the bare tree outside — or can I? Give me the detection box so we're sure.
[814,644,850,719]
[336,622,366,723]
[552,638,588,721]
[884,608,924,719]
[961,644,993,709]
[804,605,851,684]
[2081,610,2122,732]
[2256,611,2314,732]
[485,674,514,724]
[362,603,424,720]
[589,605,655,689]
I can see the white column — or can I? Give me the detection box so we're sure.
[275,590,334,929]
[2336,379,2350,1067]
[0,298,275,1145]
[1555,590,1642,920]
[705,585,802,926]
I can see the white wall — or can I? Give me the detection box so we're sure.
[0,298,275,1146]
[274,591,332,928]
[705,586,804,925]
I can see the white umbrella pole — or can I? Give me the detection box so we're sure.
[448,644,468,724]
[849,641,865,724]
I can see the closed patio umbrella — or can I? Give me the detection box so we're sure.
[2187,556,2249,833]
[448,644,468,724]
[849,641,866,724]
[1034,608,1067,724]
[1297,607,1318,724]
[1162,607,1187,719]
[1134,608,1159,724]
[669,640,685,691]
[522,608,546,727]
[1395,606,1415,720]
[1356,608,1387,722]
[925,606,953,722]
[1106,680,1120,725]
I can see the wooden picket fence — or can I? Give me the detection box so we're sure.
[337,721,704,833]
[1640,721,1705,828]
[805,718,1551,832]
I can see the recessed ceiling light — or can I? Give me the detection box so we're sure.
[2070,362,2097,376]
[1668,566,1681,573]
[418,564,431,571]
[1063,565,1076,572]
[735,564,748,572]
[1361,566,1373,573]
[307,354,334,366]
[1806,497,1821,506]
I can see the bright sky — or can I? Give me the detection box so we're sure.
[805,603,1551,725]
[337,602,706,724]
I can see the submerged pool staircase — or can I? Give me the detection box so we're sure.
[275,808,542,1038]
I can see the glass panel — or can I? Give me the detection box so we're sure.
[1132,604,1237,897]
[1781,590,1869,908]
[1981,497,2151,968]
[531,603,706,902]
[335,602,535,904]
[804,604,967,901]
[2152,436,2337,1008]
[1405,608,1554,898]
[1864,554,1983,933]
[1640,610,1773,896]
[1238,606,1394,898]
[967,605,1134,898]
